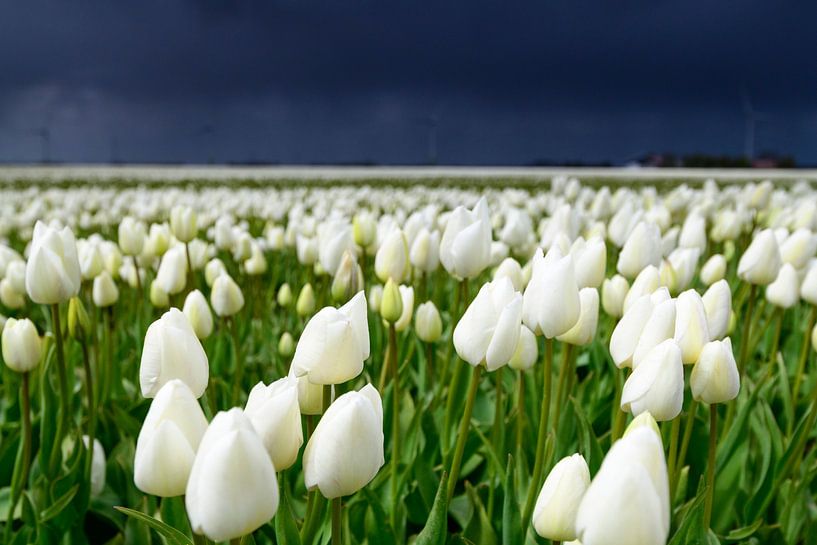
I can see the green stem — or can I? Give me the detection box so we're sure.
[610,368,630,443]
[516,370,526,466]
[389,323,400,531]
[765,308,784,377]
[552,343,573,439]
[229,317,244,406]
[487,367,504,520]
[80,339,96,480]
[791,306,817,412]
[331,497,342,545]
[132,255,143,294]
[704,404,718,529]
[737,284,757,378]
[446,365,483,501]
[522,337,554,528]
[673,400,697,494]
[425,341,434,391]
[49,303,71,470]
[666,416,680,501]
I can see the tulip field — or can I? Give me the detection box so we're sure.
[2,171,817,544]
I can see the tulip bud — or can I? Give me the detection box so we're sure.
[375,229,410,283]
[624,411,661,438]
[504,325,535,371]
[571,236,606,289]
[92,270,119,308]
[83,436,106,496]
[353,212,377,248]
[278,332,295,358]
[674,290,710,364]
[380,279,403,324]
[170,205,198,243]
[245,377,303,470]
[616,222,662,279]
[532,454,591,541]
[610,294,654,369]
[119,216,147,256]
[332,250,364,303]
[522,247,580,338]
[410,228,441,273]
[290,368,331,415]
[244,243,267,276]
[156,245,188,296]
[440,197,492,279]
[303,384,385,498]
[700,254,727,286]
[186,409,279,541]
[780,228,817,270]
[766,263,800,309]
[183,290,214,340]
[2,318,42,373]
[277,283,293,307]
[291,291,369,385]
[0,278,25,309]
[493,257,525,291]
[738,229,782,285]
[701,279,731,341]
[601,275,629,318]
[204,258,227,288]
[296,283,316,317]
[211,274,244,317]
[25,221,81,304]
[393,285,414,332]
[135,380,208,497]
[415,301,443,343]
[690,338,740,404]
[150,280,170,308]
[296,235,319,266]
[801,263,817,306]
[812,321,817,353]
[632,298,676,367]
[622,265,660,313]
[557,288,599,346]
[368,284,383,313]
[455,277,522,371]
[318,220,354,277]
[67,296,91,340]
[621,339,684,421]
[145,223,171,258]
[140,308,209,398]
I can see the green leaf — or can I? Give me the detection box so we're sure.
[274,484,301,545]
[725,518,763,541]
[114,506,193,545]
[463,482,497,545]
[39,484,78,523]
[668,483,708,545]
[501,456,521,545]
[415,471,449,545]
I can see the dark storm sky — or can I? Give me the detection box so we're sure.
[1,0,816,165]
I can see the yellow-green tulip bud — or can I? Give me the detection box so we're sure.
[380,279,403,324]
[278,332,296,358]
[331,250,364,304]
[277,283,293,307]
[67,296,92,341]
[296,284,316,317]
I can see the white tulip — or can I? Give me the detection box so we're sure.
[674,290,710,364]
[780,228,817,269]
[800,262,817,306]
[92,270,119,307]
[700,254,727,286]
[211,273,244,317]
[170,205,198,243]
[601,275,629,318]
[0,278,25,309]
[119,216,147,256]
[375,228,410,283]
[410,228,441,273]
[691,338,740,404]
[156,245,187,295]
[532,454,591,541]
[702,279,731,340]
[245,377,303,470]
[183,290,214,339]
[738,229,781,285]
[2,318,41,373]
[440,197,492,279]
[766,263,800,309]
[622,265,660,313]
[610,294,654,369]
[621,339,684,421]
[509,324,538,371]
[83,436,106,496]
[571,236,606,289]
[25,221,81,304]
[415,301,442,343]
[523,247,580,338]
[616,222,662,279]
[557,288,599,346]
[632,298,676,367]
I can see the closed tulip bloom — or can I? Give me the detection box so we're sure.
[183,290,214,339]
[290,368,331,415]
[509,324,538,370]
[557,288,599,346]
[5,260,25,295]
[738,229,782,285]
[494,257,525,291]
[658,260,677,294]
[380,279,403,324]
[523,247,580,338]
[622,265,660,313]
[667,247,699,293]
[134,380,208,497]
[674,290,710,364]
[25,221,81,304]
[616,222,662,279]
[679,213,707,254]
[780,228,817,269]
[278,332,295,357]
[2,318,41,373]
[277,283,293,307]
[291,291,369,385]
[610,294,654,368]
[702,279,731,340]
[440,197,492,279]
[296,283,316,317]
[214,216,235,250]
[601,275,629,318]
[691,338,740,404]
[353,212,377,248]
[303,384,385,498]
[245,377,303,470]
[119,216,147,256]
[92,270,119,307]
[571,236,606,289]
[83,436,106,496]
[140,308,209,398]
[0,278,25,309]
[394,285,414,332]
[632,298,676,367]
[576,440,669,545]
[244,243,267,276]
[78,242,104,281]
[145,223,171,258]
[150,280,170,308]
[800,263,817,306]
[318,220,354,277]
[621,339,684,421]
[700,254,727,286]
[368,284,383,313]
[455,277,522,371]
[331,250,364,303]
[624,411,661,438]
[415,301,443,343]
[766,263,800,309]
[211,274,244,317]
[296,235,318,266]
[375,229,410,283]
[204,258,227,287]
[186,409,279,542]
[812,322,817,353]
[533,453,590,541]
[410,228,441,273]
[101,241,123,279]
[170,205,198,243]
[156,245,187,295]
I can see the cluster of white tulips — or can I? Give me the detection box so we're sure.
[2,174,817,544]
